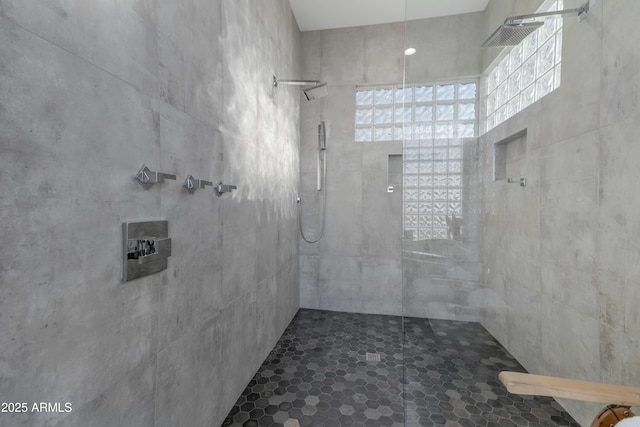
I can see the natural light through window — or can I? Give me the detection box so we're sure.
[355,82,477,142]
[485,0,563,132]
[355,80,478,241]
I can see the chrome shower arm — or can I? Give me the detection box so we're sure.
[276,80,321,86]
[273,76,320,87]
[273,76,329,100]
[482,1,589,47]
[505,1,589,25]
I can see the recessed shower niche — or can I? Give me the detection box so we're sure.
[494,128,527,183]
[387,154,402,192]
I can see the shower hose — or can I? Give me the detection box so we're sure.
[298,145,327,244]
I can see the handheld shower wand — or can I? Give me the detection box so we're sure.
[299,121,328,243]
[317,121,326,191]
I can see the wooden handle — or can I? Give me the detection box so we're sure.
[499,371,640,406]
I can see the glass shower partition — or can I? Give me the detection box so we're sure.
[399,76,482,321]
[401,5,485,425]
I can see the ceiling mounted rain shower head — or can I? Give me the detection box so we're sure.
[273,76,329,101]
[482,0,590,48]
[303,83,329,101]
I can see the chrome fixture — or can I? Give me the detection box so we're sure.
[482,22,543,47]
[507,177,527,187]
[214,182,237,197]
[298,121,328,244]
[123,221,172,281]
[316,121,326,191]
[273,76,329,101]
[135,164,176,187]
[318,120,327,151]
[303,83,329,101]
[482,1,590,47]
[184,174,213,193]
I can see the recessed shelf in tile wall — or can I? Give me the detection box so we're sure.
[494,128,527,182]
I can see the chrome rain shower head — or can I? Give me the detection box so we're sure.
[273,76,329,101]
[482,0,590,48]
[482,22,543,48]
[303,83,329,101]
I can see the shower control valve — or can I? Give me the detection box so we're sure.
[507,177,527,187]
[122,221,171,282]
[214,182,237,197]
[184,174,213,193]
[135,164,176,187]
[126,237,171,265]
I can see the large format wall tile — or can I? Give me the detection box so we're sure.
[0,0,301,425]
[0,17,160,426]
[600,0,640,126]
[53,360,156,427]
[1,0,159,96]
[478,1,640,425]
[299,13,484,317]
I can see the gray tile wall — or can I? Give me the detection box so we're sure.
[298,14,485,317]
[298,23,405,315]
[478,1,640,425]
[0,1,300,426]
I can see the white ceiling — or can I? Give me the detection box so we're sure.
[288,0,490,32]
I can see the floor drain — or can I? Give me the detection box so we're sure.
[283,419,300,427]
[366,352,381,362]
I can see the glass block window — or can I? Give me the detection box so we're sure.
[403,139,465,241]
[485,0,563,132]
[403,80,476,241]
[355,81,477,142]
[358,80,478,241]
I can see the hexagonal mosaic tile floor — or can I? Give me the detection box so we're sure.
[222,309,579,427]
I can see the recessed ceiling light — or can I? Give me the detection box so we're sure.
[404,47,417,56]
